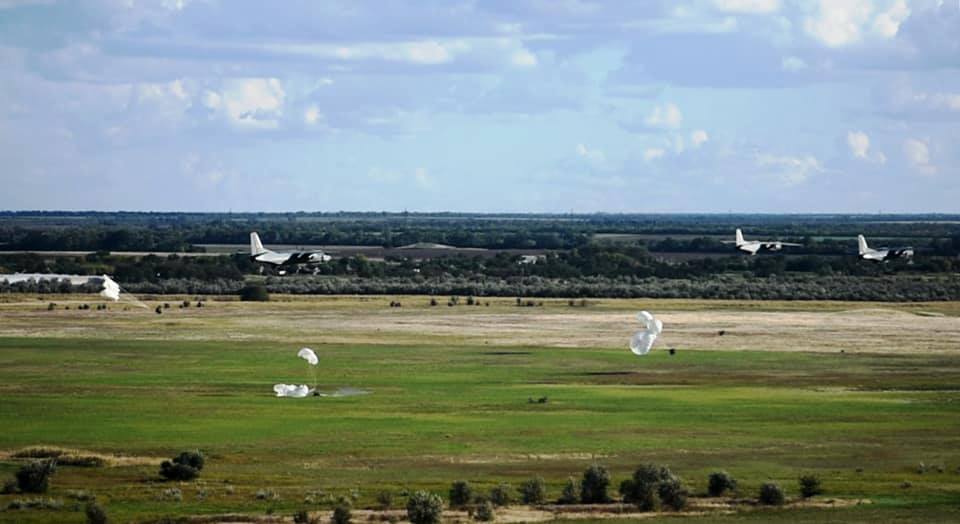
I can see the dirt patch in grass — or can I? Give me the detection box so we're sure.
[2,446,164,467]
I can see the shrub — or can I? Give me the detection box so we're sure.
[293,510,311,524]
[622,464,682,511]
[2,478,18,494]
[580,464,611,503]
[449,480,473,507]
[15,459,56,493]
[406,490,444,524]
[489,483,513,507]
[376,490,393,509]
[657,476,688,511]
[161,487,182,502]
[239,284,270,301]
[798,474,822,498]
[331,502,352,524]
[758,482,785,506]
[558,477,578,504]
[474,499,494,521]
[707,471,737,496]
[160,450,203,481]
[85,502,108,524]
[519,476,547,505]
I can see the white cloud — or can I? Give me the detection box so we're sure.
[644,102,683,129]
[303,105,322,125]
[643,148,665,161]
[780,56,808,72]
[712,0,780,14]
[847,130,869,158]
[755,152,823,185]
[803,0,874,47]
[414,167,431,188]
[903,138,936,175]
[511,49,538,67]
[576,143,606,164]
[218,78,285,130]
[690,129,709,148]
[872,0,910,38]
[847,131,886,164]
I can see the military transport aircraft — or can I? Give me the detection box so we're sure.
[250,232,331,274]
[857,235,914,262]
[723,228,802,255]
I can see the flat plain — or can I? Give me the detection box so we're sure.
[1,295,959,522]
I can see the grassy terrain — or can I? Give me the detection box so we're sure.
[0,296,959,522]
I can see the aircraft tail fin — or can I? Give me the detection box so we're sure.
[735,228,745,246]
[250,232,267,256]
[857,235,868,255]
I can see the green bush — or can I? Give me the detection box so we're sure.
[580,464,611,503]
[759,482,785,506]
[798,474,822,498]
[293,510,311,524]
[489,483,513,507]
[449,480,473,507]
[331,502,352,524]
[558,477,578,504]
[239,284,270,301]
[85,502,108,524]
[406,490,444,524]
[474,499,494,521]
[708,471,737,496]
[15,459,56,493]
[657,475,688,511]
[159,450,204,481]
[519,476,547,505]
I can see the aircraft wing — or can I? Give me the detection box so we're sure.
[761,241,802,247]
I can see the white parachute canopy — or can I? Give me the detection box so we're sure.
[297,347,319,366]
[273,384,310,398]
[99,275,121,301]
[629,310,663,356]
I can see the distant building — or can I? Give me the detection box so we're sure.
[518,255,545,265]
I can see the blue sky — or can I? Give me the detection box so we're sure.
[1,0,957,213]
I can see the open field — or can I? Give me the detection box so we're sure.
[1,296,959,522]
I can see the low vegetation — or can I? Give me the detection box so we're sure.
[159,450,204,481]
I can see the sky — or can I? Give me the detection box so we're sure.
[0,0,957,213]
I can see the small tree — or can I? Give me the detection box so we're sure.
[580,464,611,503]
[489,483,513,507]
[159,450,204,481]
[331,502,352,524]
[406,490,444,524]
[520,476,547,505]
[449,480,473,508]
[798,474,822,498]
[657,476,688,511]
[558,477,578,504]
[707,471,737,496]
[474,499,494,521]
[85,502,108,524]
[15,459,56,493]
[759,482,785,506]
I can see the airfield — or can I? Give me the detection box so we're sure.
[1,295,959,522]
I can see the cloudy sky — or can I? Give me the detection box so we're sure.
[1,0,957,212]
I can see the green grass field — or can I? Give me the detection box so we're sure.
[1,296,959,522]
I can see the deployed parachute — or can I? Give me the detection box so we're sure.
[273,384,310,398]
[629,311,663,356]
[100,275,121,301]
[297,347,319,366]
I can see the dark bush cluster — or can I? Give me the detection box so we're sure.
[619,464,687,511]
[15,459,57,494]
[707,471,738,496]
[759,482,786,506]
[519,476,547,505]
[579,464,612,504]
[449,480,472,508]
[159,450,204,481]
[798,474,822,498]
[406,490,444,524]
